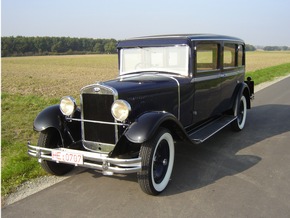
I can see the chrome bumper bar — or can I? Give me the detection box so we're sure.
[27,142,141,175]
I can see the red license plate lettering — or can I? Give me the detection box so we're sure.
[52,150,83,165]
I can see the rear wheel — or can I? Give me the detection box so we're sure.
[231,95,247,131]
[38,129,74,175]
[137,128,175,195]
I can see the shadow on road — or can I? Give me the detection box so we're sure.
[85,104,290,196]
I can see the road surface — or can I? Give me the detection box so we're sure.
[2,77,290,217]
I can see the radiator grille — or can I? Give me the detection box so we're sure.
[82,93,115,144]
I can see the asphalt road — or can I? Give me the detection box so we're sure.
[3,77,290,218]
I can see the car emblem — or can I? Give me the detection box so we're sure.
[94,87,101,92]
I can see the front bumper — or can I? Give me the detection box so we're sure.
[27,142,141,175]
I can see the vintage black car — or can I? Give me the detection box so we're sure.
[28,34,254,195]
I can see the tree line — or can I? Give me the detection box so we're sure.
[246,44,290,51]
[263,46,290,51]
[1,36,117,57]
[1,36,289,57]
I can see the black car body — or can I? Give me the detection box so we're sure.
[28,34,254,195]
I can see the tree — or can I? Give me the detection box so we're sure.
[94,42,103,54]
[245,44,256,51]
[1,36,14,56]
[104,39,117,53]
[281,46,289,51]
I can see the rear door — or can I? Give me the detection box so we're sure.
[220,43,245,112]
[192,42,222,124]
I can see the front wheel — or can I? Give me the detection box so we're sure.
[137,128,175,195]
[231,95,247,131]
[38,129,74,175]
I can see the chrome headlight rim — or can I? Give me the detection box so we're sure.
[111,100,131,122]
[60,96,77,116]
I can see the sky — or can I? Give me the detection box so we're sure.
[1,0,290,46]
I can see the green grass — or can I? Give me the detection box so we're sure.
[1,93,59,196]
[246,62,290,85]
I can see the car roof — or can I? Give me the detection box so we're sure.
[117,34,244,48]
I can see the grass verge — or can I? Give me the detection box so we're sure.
[246,62,290,85]
[1,93,58,196]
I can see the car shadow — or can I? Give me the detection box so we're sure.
[83,104,290,196]
[164,104,290,195]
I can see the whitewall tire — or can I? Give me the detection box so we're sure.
[137,128,175,195]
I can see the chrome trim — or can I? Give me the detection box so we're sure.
[93,87,101,92]
[223,69,244,77]
[191,67,244,83]
[173,76,181,120]
[80,83,119,152]
[81,82,118,96]
[158,74,181,120]
[67,117,129,127]
[191,74,220,83]
[82,140,115,153]
[27,143,141,174]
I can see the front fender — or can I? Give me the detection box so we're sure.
[34,105,63,132]
[34,105,81,146]
[125,111,188,144]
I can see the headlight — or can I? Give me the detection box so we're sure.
[111,100,131,122]
[60,96,77,116]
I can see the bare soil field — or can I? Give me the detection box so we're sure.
[246,51,290,72]
[2,51,290,98]
[1,54,118,98]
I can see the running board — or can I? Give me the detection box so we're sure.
[189,115,237,144]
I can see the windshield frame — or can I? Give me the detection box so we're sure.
[119,45,190,77]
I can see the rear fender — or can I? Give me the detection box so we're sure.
[232,83,251,114]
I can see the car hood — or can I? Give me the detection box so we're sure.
[104,73,179,96]
[103,72,182,120]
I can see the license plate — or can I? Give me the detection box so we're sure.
[51,150,83,165]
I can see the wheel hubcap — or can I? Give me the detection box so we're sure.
[238,101,244,124]
[162,159,168,166]
[153,140,169,184]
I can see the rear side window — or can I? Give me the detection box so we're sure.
[196,43,219,72]
[223,43,245,68]
[223,44,235,68]
[237,45,244,67]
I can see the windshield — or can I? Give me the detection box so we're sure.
[120,45,190,76]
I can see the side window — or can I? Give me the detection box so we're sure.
[237,44,244,67]
[196,43,219,72]
[223,43,235,68]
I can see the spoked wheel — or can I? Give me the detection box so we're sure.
[137,128,175,195]
[232,94,247,131]
[38,129,74,175]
